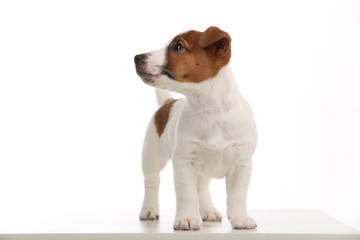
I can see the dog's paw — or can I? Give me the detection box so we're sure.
[173,217,202,230]
[229,216,257,229]
[139,208,159,220]
[201,209,222,222]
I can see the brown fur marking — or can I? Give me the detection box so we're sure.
[166,26,231,83]
[154,99,177,136]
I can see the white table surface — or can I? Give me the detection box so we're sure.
[0,209,359,240]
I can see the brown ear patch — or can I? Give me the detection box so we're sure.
[198,26,230,48]
[154,99,178,136]
[198,26,232,67]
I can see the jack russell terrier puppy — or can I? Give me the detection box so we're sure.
[134,26,257,230]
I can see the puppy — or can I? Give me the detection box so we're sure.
[134,26,257,230]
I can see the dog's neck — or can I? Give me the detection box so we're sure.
[184,65,241,114]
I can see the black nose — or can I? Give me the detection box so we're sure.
[134,54,147,65]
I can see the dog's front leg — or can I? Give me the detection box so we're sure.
[172,148,201,230]
[226,160,257,229]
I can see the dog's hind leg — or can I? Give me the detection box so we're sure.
[139,118,168,220]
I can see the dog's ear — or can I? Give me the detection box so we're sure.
[198,26,231,63]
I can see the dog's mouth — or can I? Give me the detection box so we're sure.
[161,67,175,79]
[136,67,175,81]
[136,69,160,84]
[136,69,159,78]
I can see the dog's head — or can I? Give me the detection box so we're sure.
[134,26,231,92]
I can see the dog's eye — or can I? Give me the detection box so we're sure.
[173,42,183,51]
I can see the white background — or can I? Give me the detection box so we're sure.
[1,0,360,232]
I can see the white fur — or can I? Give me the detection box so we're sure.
[138,45,257,230]
[146,49,166,74]
[155,89,173,106]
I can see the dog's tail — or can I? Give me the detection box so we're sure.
[155,89,173,106]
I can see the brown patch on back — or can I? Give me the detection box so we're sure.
[154,99,177,137]
[166,26,231,83]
